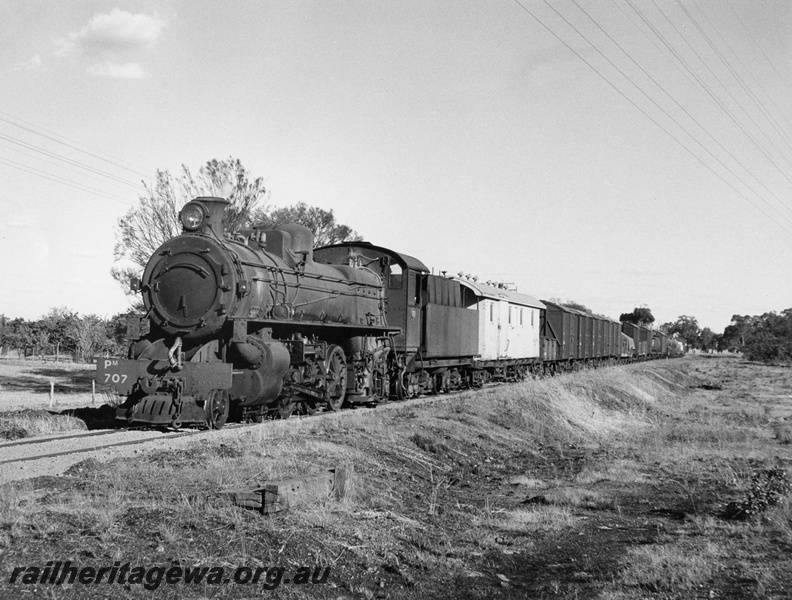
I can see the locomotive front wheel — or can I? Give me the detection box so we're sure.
[394,368,409,400]
[325,345,347,411]
[298,399,318,416]
[205,389,229,429]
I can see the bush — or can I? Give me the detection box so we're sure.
[722,469,791,520]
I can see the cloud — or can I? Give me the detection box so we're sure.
[12,54,42,71]
[86,61,147,79]
[53,8,164,77]
[56,9,165,58]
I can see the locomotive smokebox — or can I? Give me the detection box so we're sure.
[143,197,239,343]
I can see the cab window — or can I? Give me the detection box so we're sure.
[389,264,403,289]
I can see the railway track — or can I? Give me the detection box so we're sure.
[0,432,190,466]
[0,397,400,475]
[0,428,126,451]
[0,423,256,468]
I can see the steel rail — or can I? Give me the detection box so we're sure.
[0,428,125,450]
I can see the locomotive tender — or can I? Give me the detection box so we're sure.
[97,196,682,429]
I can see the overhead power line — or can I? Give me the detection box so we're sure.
[724,0,792,101]
[0,156,136,206]
[0,139,136,191]
[637,0,792,186]
[0,132,145,191]
[0,110,152,180]
[552,0,792,230]
[510,0,792,237]
[0,108,154,210]
[569,0,792,226]
[683,0,792,151]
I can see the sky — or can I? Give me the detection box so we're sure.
[1,0,791,333]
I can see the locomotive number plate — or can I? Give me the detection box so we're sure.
[96,358,137,395]
[96,358,233,396]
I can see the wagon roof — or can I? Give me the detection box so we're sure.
[542,301,620,324]
[315,242,429,272]
[454,279,545,308]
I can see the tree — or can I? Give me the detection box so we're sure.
[0,317,34,354]
[714,333,728,352]
[0,310,134,360]
[548,298,592,313]
[699,327,716,351]
[105,313,131,354]
[722,314,757,351]
[37,307,80,355]
[739,309,792,363]
[253,202,361,247]
[666,315,701,348]
[112,157,268,291]
[70,315,110,362]
[619,307,655,327]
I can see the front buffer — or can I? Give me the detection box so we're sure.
[97,357,232,429]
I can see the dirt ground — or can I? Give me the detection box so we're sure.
[0,360,99,412]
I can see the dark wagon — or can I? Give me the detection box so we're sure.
[621,323,653,357]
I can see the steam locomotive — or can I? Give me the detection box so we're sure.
[97,196,681,429]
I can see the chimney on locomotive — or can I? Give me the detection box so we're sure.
[178,197,229,238]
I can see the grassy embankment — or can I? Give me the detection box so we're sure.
[1,356,791,599]
[0,410,87,440]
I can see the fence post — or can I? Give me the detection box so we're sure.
[92,379,96,405]
[49,380,55,409]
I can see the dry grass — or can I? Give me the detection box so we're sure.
[2,356,792,599]
[0,482,30,551]
[0,409,87,439]
[758,496,792,544]
[481,506,580,533]
[575,459,650,485]
[619,541,722,591]
[408,366,656,456]
[541,486,609,509]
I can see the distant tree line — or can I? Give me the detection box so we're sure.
[720,310,792,363]
[657,311,792,362]
[659,315,706,349]
[0,309,127,362]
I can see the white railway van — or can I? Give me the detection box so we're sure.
[453,279,545,362]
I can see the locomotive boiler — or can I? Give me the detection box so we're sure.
[98,197,398,428]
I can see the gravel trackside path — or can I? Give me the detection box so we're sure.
[0,422,269,483]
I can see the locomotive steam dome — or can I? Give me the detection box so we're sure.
[141,198,237,339]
